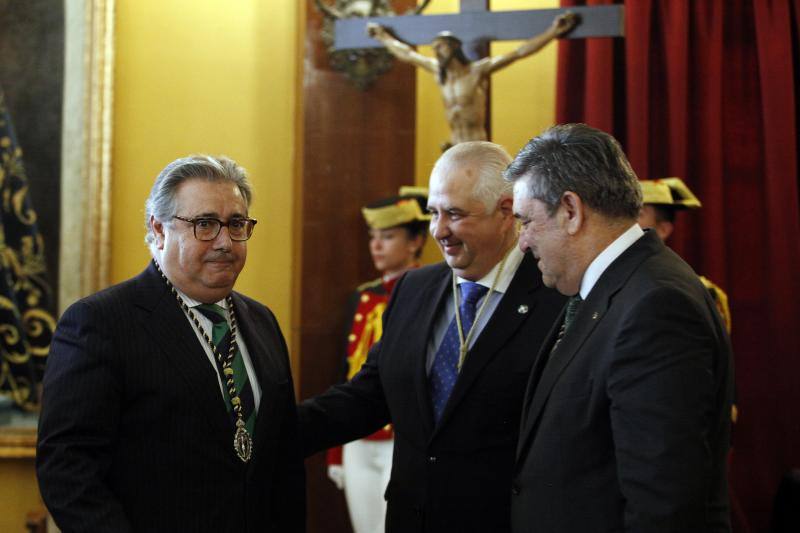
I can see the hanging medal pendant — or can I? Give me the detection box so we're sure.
[234,420,253,463]
[159,271,254,464]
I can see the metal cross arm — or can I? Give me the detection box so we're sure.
[333,5,624,50]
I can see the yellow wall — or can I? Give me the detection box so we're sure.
[112,1,298,336]
[415,0,560,184]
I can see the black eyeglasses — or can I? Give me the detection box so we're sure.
[172,215,257,242]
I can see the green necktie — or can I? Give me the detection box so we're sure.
[563,294,583,332]
[195,304,256,437]
[550,294,583,355]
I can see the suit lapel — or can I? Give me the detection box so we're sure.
[515,294,605,460]
[434,254,541,433]
[412,267,451,438]
[518,305,565,425]
[515,232,664,462]
[134,263,233,445]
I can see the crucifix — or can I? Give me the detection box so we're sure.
[333,1,624,148]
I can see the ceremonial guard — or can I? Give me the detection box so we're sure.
[327,188,430,533]
[638,177,732,330]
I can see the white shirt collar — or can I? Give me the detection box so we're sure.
[579,223,644,299]
[456,246,523,295]
[174,287,229,310]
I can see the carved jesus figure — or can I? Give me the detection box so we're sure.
[367,13,578,148]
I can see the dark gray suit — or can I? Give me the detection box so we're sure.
[37,262,305,533]
[300,254,565,533]
[512,231,732,533]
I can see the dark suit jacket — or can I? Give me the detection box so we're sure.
[512,231,732,533]
[37,262,305,533]
[299,254,565,533]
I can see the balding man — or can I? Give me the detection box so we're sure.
[300,141,564,533]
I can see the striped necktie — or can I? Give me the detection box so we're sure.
[195,304,256,436]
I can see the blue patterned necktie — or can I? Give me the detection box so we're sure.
[429,282,489,423]
[195,304,256,436]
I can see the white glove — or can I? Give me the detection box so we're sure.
[327,464,345,490]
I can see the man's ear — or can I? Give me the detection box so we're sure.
[560,191,585,235]
[497,196,516,234]
[498,196,514,218]
[151,216,166,250]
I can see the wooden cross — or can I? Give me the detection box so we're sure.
[334,1,624,61]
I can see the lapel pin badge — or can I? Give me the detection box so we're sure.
[517,304,529,314]
[592,311,600,320]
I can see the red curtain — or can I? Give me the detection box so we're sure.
[557,1,800,531]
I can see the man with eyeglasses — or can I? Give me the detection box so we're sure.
[37,155,305,533]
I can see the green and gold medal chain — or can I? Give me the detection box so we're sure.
[155,262,253,463]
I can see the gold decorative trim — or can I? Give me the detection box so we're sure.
[398,185,428,197]
[0,426,36,459]
[60,0,115,313]
[84,0,114,295]
[640,177,702,209]
[361,198,431,230]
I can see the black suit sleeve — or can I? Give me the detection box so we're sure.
[296,277,407,457]
[607,287,726,531]
[298,340,390,457]
[36,301,132,533]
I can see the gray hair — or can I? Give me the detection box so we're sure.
[144,155,252,247]
[504,123,642,219]
[432,141,513,212]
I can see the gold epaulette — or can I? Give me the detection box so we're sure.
[699,275,732,334]
[356,277,383,293]
[699,276,736,424]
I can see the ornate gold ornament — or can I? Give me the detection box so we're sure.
[0,89,57,412]
[314,0,431,90]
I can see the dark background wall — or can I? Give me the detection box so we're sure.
[0,0,64,303]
